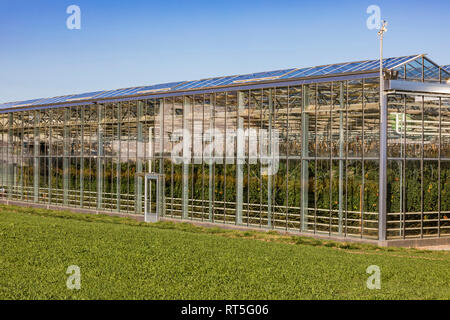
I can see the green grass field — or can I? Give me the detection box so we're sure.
[0,204,448,300]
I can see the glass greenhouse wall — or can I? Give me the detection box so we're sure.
[0,54,449,241]
[387,94,450,239]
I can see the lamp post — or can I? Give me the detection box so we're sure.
[378,21,388,96]
[378,20,388,241]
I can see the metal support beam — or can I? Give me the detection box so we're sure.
[301,87,310,232]
[136,101,143,214]
[47,112,53,204]
[236,92,244,225]
[208,95,214,221]
[97,105,103,210]
[379,82,388,241]
[338,83,345,234]
[33,111,40,202]
[267,90,273,228]
[80,107,84,207]
[19,114,23,200]
[159,99,165,217]
[182,97,191,219]
[7,114,13,199]
[378,24,388,241]
[48,112,52,204]
[116,103,121,211]
[63,108,70,206]
[386,79,450,96]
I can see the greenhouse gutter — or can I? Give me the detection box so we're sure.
[386,79,450,96]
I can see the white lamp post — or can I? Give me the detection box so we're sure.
[378,20,388,241]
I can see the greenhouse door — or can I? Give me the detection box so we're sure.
[144,173,164,223]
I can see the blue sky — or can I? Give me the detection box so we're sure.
[1,0,449,103]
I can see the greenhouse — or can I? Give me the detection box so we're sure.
[0,54,449,242]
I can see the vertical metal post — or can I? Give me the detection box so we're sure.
[116,103,121,212]
[48,111,52,204]
[0,121,2,190]
[420,96,424,238]
[157,175,162,220]
[378,21,388,241]
[34,111,40,202]
[19,114,23,200]
[136,101,143,214]
[80,107,84,207]
[236,92,244,225]
[208,95,214,221]
[7,113,13,199]
[338,83,345,234]
[0,120,3,191]
[144,175,148,222]
[301,87,310,232]
[159,99,165,217]
[267,90,273,228]
[97,104,103,210]
[438,97,441,237]
[182,97,190,219]
[399,105,405,237]
[148,127,153,213]
[63,108,70,206]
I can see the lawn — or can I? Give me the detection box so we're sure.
[0,205,448,300]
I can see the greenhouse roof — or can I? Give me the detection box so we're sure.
[1,53,447,111]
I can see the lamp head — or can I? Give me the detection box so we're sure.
[378,20,388,37]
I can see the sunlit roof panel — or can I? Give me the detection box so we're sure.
[31,95,76,105]
[66,91,105,101]
[135,81,185,94]
[1,54,436,110]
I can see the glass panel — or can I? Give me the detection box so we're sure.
[347,80,363,158]
[346,160,362,237]
[364,160,379,238]
[423,97,440,158]
[387,94,405,158]
[316,159,330,234]
[172,96,184,218]
[273,88,289,229]
[363,79,380,158]
[287,158,301,230]
[287,86,302,157]
[405,59,423,81]
[442,98,450,159]
[214,92,226,222]
[423,58,440,82]
[405,160,421,237]
[247,89,262,226]
[423,160,439,236]
[387,160,403,239]
[405,95,422,158]
[440,161,450,236]
[225,92,237,222]
[316,84,332,158]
